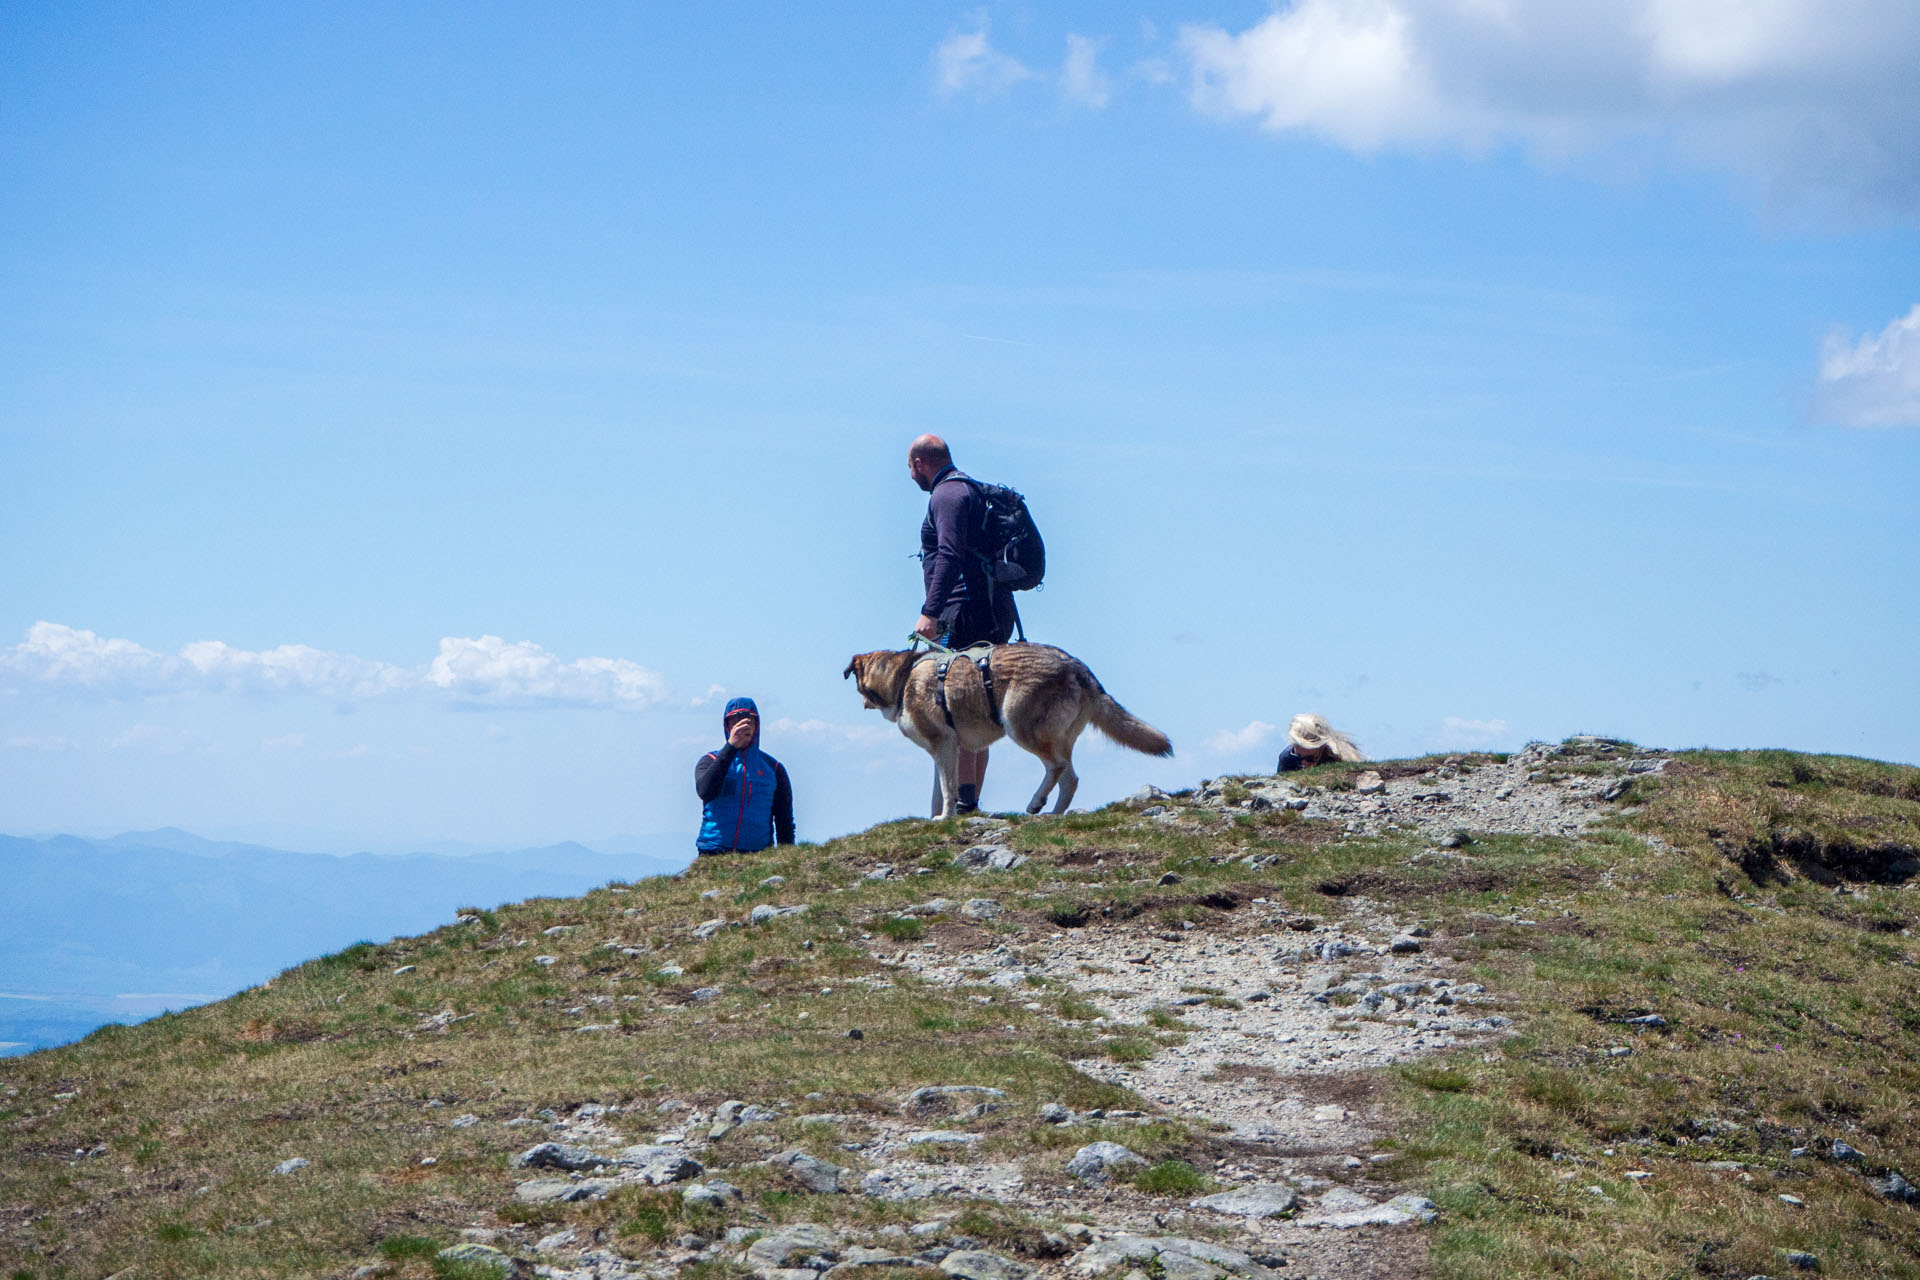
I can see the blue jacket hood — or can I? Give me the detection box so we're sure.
[723,696,760,747]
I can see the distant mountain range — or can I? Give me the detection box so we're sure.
[0,828,693,1056]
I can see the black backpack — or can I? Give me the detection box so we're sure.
[964,478,1046,592]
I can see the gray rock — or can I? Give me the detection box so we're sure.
[1141,806,1168,818]
[691,986,724,1003]
[865,865,895,880]
[535,1227,579,1252]
[750,903,811,924]
[717,1100,783,1124]
[1191,1184,1298,1218]
[691,918,732,940]
[955,845,1027,872]
[1624,1014,1669,1028]
[910,898,957,915]
[1038,1102,1072,1124]
[828,1246,914,1275]
[1874,1171,1918,1203]
[942,1251,1033,1280]
[515,1142,611,1171]
[1388,935,1423,954]
[436,1243,513,1275]
[532,955,557,966]
[1070,1237,1276,1280]
[746,1224,840,1271]
[905,1130,983,1146]
[1354,771,1386,795]
[270,1157,309,1176]
[682,1179,743,1210]
[770,1149,847,1194]
[1777,1249,1821,1270]
[1157,1254,1224,1280]
[1828,1140,1864,1162]
[1308,1193,1437,1228]
[449,1113,480,1128]
[1067,1141,1148,1185]
[514,1177,612,1203]
[961,899,1002,920]
[904,1084,1006,1115]
[618,1144,703,1184]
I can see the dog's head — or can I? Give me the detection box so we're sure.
[843,649,914,713]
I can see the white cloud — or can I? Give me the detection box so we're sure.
[426,636,666,711]
[4,733,71,751]
[1179,0,1920,210]
[1,623,668,712]
[1436,716,1511,747]
[1815,303,1920,426]
[1062,35,1113,107]
[767,717,896,747]
[936,24,1032,98]
[1206,719,1279,753]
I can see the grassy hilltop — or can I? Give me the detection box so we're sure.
[3,744,1918,1280]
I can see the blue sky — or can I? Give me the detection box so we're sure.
[4,1,1917,851]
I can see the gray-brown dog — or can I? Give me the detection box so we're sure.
[843,643,1173,818]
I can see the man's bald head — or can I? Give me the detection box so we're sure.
[907,434,952,491]
[908,434,951,468]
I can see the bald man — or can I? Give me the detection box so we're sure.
[908,433,1016,814]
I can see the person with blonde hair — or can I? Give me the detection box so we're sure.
[1277,713,1365,773]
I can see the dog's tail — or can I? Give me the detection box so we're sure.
[1084,674,1173,757]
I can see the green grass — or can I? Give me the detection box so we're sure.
[3,743,1917,1280]
[876,916,926,942]
[1131,1160,1208,1196]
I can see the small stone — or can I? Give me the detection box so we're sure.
[1038,1102,1072,1124]
[690,986,723,1002]
[762,875,786,886]
[770,1149,848,1194]
[271,1157,309,1176]
[1778,1193,1804,1206]
[392,965,415,975]
[436,1243,512,1275]
[619,1144,704,1183]
[515,1142,610,1172]
[940,1250,1033,1280]
[682,1180,742,1210]
[1354,771,1385,795]
[1874,1171,1919,1203]
[1191,1184,1299,1218]
[1388,935,1423,954]
[847,1028,864,1040]
[955,845,1027,872]
[745,1224,840,1271]
[514,1177,611,1203]
[903,1085,1006,1115]
[691,919,731,940]
[450,1113,479,1128]
[1158,871,1182,886]
[533,955,557,966]
[1777,1248,1820,1270]
[961,899,1002,920]
[535,1226,578,1252]
[1829,1140,1863,1162]
[1066,1141,1147,1185]
[1624,1014,1668,1028]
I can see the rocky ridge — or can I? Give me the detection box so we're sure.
[391,741,1669,1280]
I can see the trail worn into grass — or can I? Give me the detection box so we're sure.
[4,741,1919,1280]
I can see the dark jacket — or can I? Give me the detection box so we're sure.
[921,466,1014,646]
[695,696,794,853]
[1277,744,1325,773]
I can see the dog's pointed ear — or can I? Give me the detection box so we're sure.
[842,656,860,681]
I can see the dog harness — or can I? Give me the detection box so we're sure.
[912,642,1002,730]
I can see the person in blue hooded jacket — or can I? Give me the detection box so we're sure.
[694,697,796,855]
